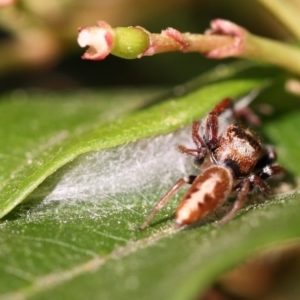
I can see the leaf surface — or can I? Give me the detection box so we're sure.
[0,71,299,299]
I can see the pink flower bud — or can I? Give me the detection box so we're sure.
[77,21,114,60]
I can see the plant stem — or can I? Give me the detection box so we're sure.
[242,32,300,75]
[79,19,300,76]
[150,31,300,75]
[257,0,300,39]
[147,32,234,55]
[149,21,300,77]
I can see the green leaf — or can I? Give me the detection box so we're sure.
[0,89,159,218]
[1,70,300,299]
[0,79,262,218]
[30,193,300,300]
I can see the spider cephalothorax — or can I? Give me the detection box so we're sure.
[139,97,284,230]
[212,123,262,178]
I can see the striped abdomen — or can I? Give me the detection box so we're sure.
[175,165,233,225]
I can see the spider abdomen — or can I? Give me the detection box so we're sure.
[175,165,233,225]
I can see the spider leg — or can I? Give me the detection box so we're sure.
[204,96,262,149]
[252,147,284,191]
[255,145,277,170]
[178,145,207,167]
[178,145,206,157]
[177,120,207,166]
[233,106,261,126]
[219,165,284,226]
[191,120,206,149]
[205,98,233,148]
[249,174,271,194]
[139,175,196,230]
[211,98,234,115]
[233,89,262,125]
[257,165,285,181]
[219,178,250,226]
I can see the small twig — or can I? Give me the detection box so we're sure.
[140,28,234,57]
[78,19,300,76]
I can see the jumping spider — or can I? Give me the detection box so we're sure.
[139,97,284,230]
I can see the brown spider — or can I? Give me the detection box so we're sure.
[139,98,284,230]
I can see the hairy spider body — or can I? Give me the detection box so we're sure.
[139,97,284,230]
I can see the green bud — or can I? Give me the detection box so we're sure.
[111,27,150,59]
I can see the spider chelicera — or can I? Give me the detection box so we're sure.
[139,97,284,230]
